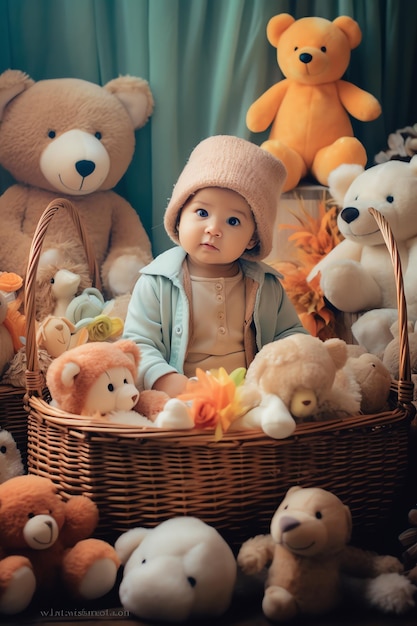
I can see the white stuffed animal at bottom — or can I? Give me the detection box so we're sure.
[46,340,193,429]
[308,156,417,355]
[115,517,237,622]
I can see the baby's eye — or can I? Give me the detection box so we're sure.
[227,216,240,226]
[196,208,208,218]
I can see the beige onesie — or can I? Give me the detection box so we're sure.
[183,271,246,377]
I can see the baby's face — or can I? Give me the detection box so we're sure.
[177,187,257,277]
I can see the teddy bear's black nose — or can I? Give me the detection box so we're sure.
[299,52,313,64]
[279,515,301,533]
[340,206,360,224]
[76,159,96,178]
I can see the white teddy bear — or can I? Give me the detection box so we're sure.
[308,156,417,354]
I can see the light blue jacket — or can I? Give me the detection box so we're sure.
[123,247,308,390]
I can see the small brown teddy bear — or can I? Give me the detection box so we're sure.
[0,475,120,614]
[237,486,415,621]
[345,349,392,413]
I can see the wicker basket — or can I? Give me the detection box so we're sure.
[25,200,416,550]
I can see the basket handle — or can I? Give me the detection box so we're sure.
[24,198,101,396]
[369,207,413,405]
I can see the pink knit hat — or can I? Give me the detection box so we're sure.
[164,135,287,260]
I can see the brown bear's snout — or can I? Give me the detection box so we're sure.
[279,516,301,533]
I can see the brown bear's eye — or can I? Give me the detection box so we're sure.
[95,131,102,140]
[294,46,298,51]
[315,511,322,519]
[0,445,6,454]
[48,130,56,139]
[28,512,35,519]
[321,46,327,53]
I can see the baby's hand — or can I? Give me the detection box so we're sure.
[153,372,189,398]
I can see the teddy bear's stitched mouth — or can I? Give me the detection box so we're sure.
[283,539,316,551]
[346,228,381,238]
[33,523,55,545]
[58,174,87,192]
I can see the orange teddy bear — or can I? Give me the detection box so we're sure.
[0,475,120,614]
[247,14,381,191]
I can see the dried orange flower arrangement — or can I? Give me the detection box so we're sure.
[268,195,344,339]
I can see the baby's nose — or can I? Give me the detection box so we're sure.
[205,220,222,236]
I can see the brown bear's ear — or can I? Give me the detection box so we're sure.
[104,75,154,130]
[324,338,348,371]
[0,69,34,120]
[286,485,302,497]
[266,13,295,47]
[333,16,362,50]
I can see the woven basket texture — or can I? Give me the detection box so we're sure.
[25,200,416,549]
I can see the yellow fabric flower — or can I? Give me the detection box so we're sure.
[87,315,124,341]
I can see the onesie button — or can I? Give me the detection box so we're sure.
[218,326,226,334]
[216,294,224,303]
[215,282,223,292]
[174,325,182,335]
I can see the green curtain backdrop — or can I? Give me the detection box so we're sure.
[0,0,416,256]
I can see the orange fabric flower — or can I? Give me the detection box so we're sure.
[177,367,246,438]
[190,397,219,429]
[0,272,23,293]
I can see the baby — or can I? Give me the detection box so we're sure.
[123,135,308,396]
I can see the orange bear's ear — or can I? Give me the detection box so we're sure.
[333,15,362,49]
[266,13,295,47]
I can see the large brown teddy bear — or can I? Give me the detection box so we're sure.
[0,475,120,615]
[246,14,381,191]
[0,70,154,297]
[238,486,416,621]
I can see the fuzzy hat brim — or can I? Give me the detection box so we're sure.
[164,135,287,261]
